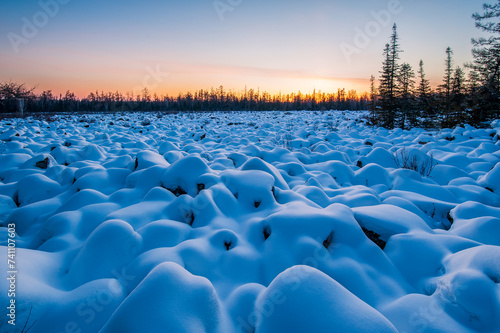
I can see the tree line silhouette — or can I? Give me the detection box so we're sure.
[0,84,369,115]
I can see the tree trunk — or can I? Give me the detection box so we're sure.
[18,98,24,116]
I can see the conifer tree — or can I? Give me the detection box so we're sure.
[470,1,500,122]
[451,66,467,123]
[417,60,434,126]
[440,47,454,125]
[417,60,431,95]
[378,24,402,129]
[398,63,416,128]
[369,75,378,122]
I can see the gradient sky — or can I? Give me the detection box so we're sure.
[0,0,488,98]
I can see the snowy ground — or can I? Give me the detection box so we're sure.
[1,110,500,332]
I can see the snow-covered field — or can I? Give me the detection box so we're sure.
[1,110,500,332]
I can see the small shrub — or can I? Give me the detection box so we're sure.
[393,147,437,177]
[35,157,49,169]
[281,133,294,150]
[324,120,336,131]
[21,306,37,333]
[362,227,386,250]
[167,186,187,197]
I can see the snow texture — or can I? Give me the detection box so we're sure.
[0,111,500,332]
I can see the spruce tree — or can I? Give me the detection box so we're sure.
[470,1,500,122]
[379,44,392,105]
[398,63,416,128]
[417,60,432,98]
[440,47,454,126]
[369,75,378,122]
[451,66,467,123]
[417,60,434,127]
[389,24,402,102]
[378,24,402,129]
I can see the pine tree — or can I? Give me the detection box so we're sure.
[439,47,454,126]
[378,24,402,129]
[417,60,434,127]
[470,1,500,122]
[465,67,481,118]
[417,60,431,98]
[452,67,466,96]
[389,24,402,101]
[398,63,416,128]
[451,66,467,123]
[369,75,378,122]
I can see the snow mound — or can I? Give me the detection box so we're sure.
[254,265,398,333]
[101,262,229,332]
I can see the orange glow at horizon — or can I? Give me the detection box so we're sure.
[28,76,372,100]
[20,70,447,102]
[1,0,481,109]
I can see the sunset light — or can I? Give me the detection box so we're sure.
[0,0,483,98]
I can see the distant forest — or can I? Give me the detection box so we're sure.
[0,1,498,129]
[0,84,370,114]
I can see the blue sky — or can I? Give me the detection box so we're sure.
[0,0,488,97]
